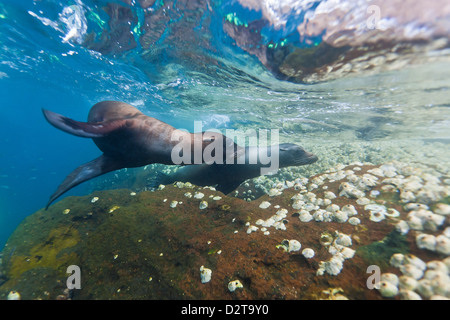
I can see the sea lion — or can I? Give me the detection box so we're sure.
[154,143,318,194]
[43,100,241,209]
[43,100,318,208]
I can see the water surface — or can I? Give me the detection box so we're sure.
[0,0,449,248]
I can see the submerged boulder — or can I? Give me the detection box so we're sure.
[0,163,448,300]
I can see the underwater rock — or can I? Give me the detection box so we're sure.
[0,162,448,300]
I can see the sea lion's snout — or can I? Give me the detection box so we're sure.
[295,150,318,166]
[278,143,318,167]
[304,151,318,164]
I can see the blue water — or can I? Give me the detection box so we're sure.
[0,0,449,247]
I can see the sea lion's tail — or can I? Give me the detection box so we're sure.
[46,155,124,209]
[42,109,125,138]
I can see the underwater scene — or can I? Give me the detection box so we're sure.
[0,0,449,301]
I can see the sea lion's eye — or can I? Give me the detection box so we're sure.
[203,136,216,143]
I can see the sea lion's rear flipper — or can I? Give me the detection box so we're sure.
[42,109,126,138]
[46,155,124,209]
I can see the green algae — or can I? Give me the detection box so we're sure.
[438,195,450,205]
[8,227,79,279]
[208,248,219,255]
[356,230,409,270]
[377,190,401,204]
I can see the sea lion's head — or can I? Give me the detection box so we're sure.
[278,143,318,168]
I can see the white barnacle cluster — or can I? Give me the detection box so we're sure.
[246,224,259,234]
[391,201,448,241]
[199,265,212,284]
[377,253,450,299]
[336,170,380,199]
[191,189,219,210]
[200,267,244,293]
[317,231,355,276]
[378,167,450,261]
[338,182,365,199]
[247,162,448,290]
[363,203,398,222]
[285,163,413,226]
[277,239,315,259]
[194,191,205,199]
[278,239,302,253]
[405,205,446,232]
[175,181,194,189]
[415,227,450,255]
[259,201,271,209]
[199,200,208,210]
[7,291,21,300]
[91,196,99,203]
[302,248,315,259]
[259,163,404,226]
[377,162,450,205]
[266,177,311,197]
[364,162,450,226]
[291,191,326,212]
[253,208,289,234]
[268,181,286,197]
[291,188,360,225]
[228,280,243,292]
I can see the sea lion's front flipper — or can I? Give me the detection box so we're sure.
[216,180,243,195]
[46,155,124,209]
[42,109,126,138]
